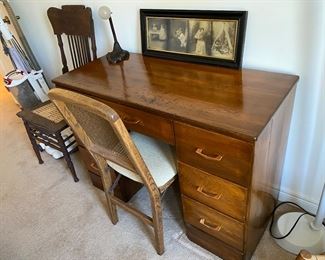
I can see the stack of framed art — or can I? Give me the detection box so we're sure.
[140,9,247,68]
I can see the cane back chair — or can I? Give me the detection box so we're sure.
[48,88,177,255]
[47,5,97,74]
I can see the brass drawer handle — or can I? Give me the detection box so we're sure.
[90,162,99,171]
[123,117,141,125]
[197,186,222,200]
[195,148,223,161]
[199,218,222,231]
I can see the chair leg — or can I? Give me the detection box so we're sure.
[105,193,119,225]
[105,167,119,224]
[23,121,43,164]
[151,198,165,255]
[56,132,79,182]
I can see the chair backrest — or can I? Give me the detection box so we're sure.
[48,88,159,192]
[47,5,97,74]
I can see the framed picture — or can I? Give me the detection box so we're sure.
[140,9,247,69]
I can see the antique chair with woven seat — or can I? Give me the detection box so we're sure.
[17,101,79,181]
[48,88,177,255]
[16,5,97,182]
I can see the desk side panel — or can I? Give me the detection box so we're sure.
[245,86,297,258]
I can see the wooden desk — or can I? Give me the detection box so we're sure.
[53,53,299,260]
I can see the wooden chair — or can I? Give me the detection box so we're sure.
[47,5,97,74]
[16,101,79,182]
[48,88,177,255]
[16,5,97,182]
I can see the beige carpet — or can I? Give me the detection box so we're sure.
[0,85,295,260]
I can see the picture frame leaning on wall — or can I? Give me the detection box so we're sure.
[140,9,247,69]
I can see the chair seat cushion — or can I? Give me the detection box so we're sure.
[107,132,177,189]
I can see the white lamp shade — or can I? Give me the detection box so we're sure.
[98,6,112,20]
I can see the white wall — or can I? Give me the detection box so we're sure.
[9,0,325,212]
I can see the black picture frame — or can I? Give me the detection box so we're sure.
[140,9,247,69]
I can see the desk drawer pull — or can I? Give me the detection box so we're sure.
[123,117,142,125]
[195,148,223,161]
[199,218,222,231]
[90,162,99,172]
[196,186,222,200]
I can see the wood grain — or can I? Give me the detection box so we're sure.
[52,53,299,141]
[175,122,253,187]
[178,162,247,221]
[182,195,245,251]
[186,223,244,260]
[103,99,174,145]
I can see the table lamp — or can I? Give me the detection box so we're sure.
[98,6,129,64]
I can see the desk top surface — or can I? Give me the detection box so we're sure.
[53,53,298,141]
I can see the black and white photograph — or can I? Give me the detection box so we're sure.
[168,19,188,53]
[147,17,168,51]
[140,10,247,68]
[188,20,212,56]
[211,20,237,60]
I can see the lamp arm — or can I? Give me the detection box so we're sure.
[108,17,118,43]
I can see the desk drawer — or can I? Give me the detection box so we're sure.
[186,224,244,260]
[179,163,247,221]
[175,122,253,187]
[104,100,174,145]
[182,195,244,251]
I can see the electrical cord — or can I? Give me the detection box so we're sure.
[269,201,325,239]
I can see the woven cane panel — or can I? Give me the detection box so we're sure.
[32,102,64,123]
[66,103,134,169]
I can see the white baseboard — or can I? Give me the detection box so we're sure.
[277,189,319,214]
